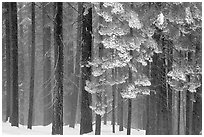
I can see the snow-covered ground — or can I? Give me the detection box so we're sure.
[2,121,146,135]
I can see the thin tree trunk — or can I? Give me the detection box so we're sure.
[187,91,194,135]
[42,2,52,126]
[179,91,186,134]
[8,2,13,124]
[80,5,93,135]
[164,40,169,134]
[112,68,116,133]
[127,27,133,135]
[5,2,11,122]
[95,107,102,135]
[127,98,132,135]
[27,2,35,129]
[118,68,123,131]
[52,2,63,135]
[103,91,108,125]
[117,83,120,126]
[172,90,179,134]
[10,2,19,127]
[119,96,124,131]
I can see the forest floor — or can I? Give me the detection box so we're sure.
[2,121,146,135]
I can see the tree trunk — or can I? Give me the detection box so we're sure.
[103,89,108,125]
[52,2,63,135]
[117,68,124,131]
[94,3,103,134]
[179,91,186,134]
[27,2,35,129]
[5,2,11,122]
[80,5,93,135]
[127,98,132,135]
[112,68,116,133]
[68,45,77,127]
[42,2,52,126]
[192,86,202,134]
[19,2,25,125]
[10,2,19,127]
[75,2,83,125]
[172,90,179,134]
[119,93,124,131]
[95,111,102,135]
[127,27,133,135]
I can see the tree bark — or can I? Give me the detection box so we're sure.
[95,111,102,135]
[117,68,124,131]
[172,90,179,134]
[27,2,35,129]
[75,2,83,125]
[94,3,103,134]
[5,2,11,122]
[80,5,93,135]
[42,2,52,126]
[103,88,108,125]
[112,68,116,133]
[10,2,19,127]
[19,2,25,125]
[119,92,124,131]
[127,27,133,135]
[52,2,64,135]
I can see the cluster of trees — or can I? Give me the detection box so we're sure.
[2,2,202,135]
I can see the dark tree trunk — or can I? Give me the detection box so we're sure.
[95,113,102,135]
[19,2,25,125]
[192,87,202,135]
[127,98,132,135]
[118,68,123,131]
[80,6,93,135]
[146,56,158,135]
[119,96,124,131]
[5,2,11,122]
[8,2,13,124]
[95,71,102,134]
[42,2,52,126]
[27,2,35,129]
[127,27,133,134]
[103,89,108,125]
[52,2,63,135]
[10,2,19,127]
[112,68,116,133]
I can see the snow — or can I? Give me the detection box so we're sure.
[2,121,146,135]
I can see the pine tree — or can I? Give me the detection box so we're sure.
[19,2,25,125]
[52,2,64,135]
[27,2,35,129]
[10,2,19,127]
[5,2,11,122]
[80,4,93,135]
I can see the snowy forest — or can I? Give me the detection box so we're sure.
[1,2,202,135]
